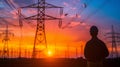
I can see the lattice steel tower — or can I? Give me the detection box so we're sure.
[0,24,14,58]
[0,16,16,58]
[111,25,119,58]
[20,0,63,58]
[105,25,120,58]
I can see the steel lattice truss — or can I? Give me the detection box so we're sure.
[19,0,63,58]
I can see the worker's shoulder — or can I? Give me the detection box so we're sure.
[86,38,105,45]
[97,38,105,44]
[85,39,93,45]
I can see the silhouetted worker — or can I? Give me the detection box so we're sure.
[84,26,109,67]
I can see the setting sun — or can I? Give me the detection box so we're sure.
[0,0,119,67]
[47,50,53,57]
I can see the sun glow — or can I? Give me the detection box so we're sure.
[47,50,53,57]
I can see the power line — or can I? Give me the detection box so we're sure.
[77,0,93,15]
[62,0,110,29]
[19,0,63,58]
[62,0,93,29]
[80,0,110,23]
[4,0,36,28]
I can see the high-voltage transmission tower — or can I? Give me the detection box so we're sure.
[19,0,63,58]
[0,24,14,58]
[105,25,120,58]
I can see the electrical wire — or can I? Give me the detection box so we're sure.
[81,0,110,23]
[77,0,93,15]
[62,0,93,29]
[4,0,36,28]
[62,0,110,29]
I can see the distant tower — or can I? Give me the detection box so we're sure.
[0,25,14,58]
[67,44,70,58]
[105,25,120,58]
[18,8,23,58]
[54,41,57,58]
[76,47,78,58]
[19,0,63,58]
[80,44,83,57]
[65,48,67,58]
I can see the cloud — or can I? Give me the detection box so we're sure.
[63,2,69,7]
[62,20,90,29]
[72,0,81,5]
[61,14,90,29]
[0,9,13,17]
[10,10,18,19]
[13,0,33,6]
[9,0,19,7]
[63,1,77,12]
[24,9,37,15]
[0,1,5,9]
[70,7,77,10]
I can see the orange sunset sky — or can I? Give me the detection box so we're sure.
[0,0,120,58]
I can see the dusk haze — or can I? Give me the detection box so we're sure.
[0,0,120,67]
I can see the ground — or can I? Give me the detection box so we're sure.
[0,57,120,67]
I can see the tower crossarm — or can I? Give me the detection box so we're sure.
[24,14,62,20]
[105,32,120,35]
[106,36,120,38]
[19,0,63,58]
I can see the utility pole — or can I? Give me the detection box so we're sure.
[105,25,120,58]
[19,0,63,58]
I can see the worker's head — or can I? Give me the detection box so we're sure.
[90,26,98,37]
